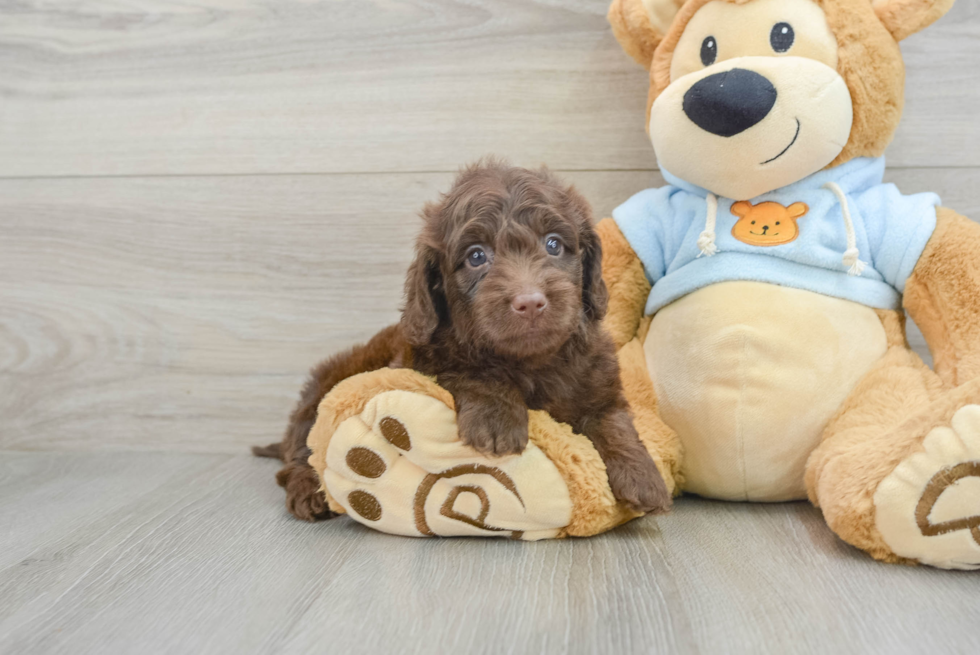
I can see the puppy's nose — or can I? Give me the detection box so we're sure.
[511,292,547,317]
[683,68,777,137]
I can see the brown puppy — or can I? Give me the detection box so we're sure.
[256,162,670,519]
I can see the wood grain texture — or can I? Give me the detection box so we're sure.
[2,1,979,650]
[0,0,978,177]
[0,452,976,655]
[656,501,980,654]
[3,168,975,453]
[0,170,640,453]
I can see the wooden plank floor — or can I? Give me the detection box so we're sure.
[1,452,977,655]
[1,1,979,653]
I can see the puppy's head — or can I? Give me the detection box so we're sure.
[401,161,607,359]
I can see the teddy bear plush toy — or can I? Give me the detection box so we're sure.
[306,0,980,569]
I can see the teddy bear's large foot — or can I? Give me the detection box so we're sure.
[874,405,980,570]
[305,368,648,539]
[320,389,574,540]
[805,345,980,569]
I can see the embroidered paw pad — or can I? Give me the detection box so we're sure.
[875,404,980,570]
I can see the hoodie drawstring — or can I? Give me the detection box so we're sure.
[823,181,867,276]
[697,192,719,257]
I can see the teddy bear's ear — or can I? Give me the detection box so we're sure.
[608,0,685,70]
[872,0,956,42]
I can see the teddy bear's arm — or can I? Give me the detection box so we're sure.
[904,207,980,387]
[596,218,651,349]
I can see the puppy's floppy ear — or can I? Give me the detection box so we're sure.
[400,241,446,346]
[607,0,684,69]
[581,225,609,322]
[561,183,609,322]
[872,0,955,42]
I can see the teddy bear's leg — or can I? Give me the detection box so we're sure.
[617,334,684,496]
[805,318,980,569]
[306,368,648,539]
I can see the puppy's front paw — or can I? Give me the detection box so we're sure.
[456,403,528,457]
[606,455,672,515]
[276,463,337,522]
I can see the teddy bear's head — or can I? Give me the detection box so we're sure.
[608,0,955,199]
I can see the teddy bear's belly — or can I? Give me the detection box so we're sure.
[644,281,888,501]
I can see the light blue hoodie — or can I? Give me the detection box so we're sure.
[612,157,940,315]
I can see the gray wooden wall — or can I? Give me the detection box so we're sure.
[2,0,978,456]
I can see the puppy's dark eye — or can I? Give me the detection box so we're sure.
[545,235,563,256]
[700,36,717,66]
[770,23,794,53]
[466,247,488,268]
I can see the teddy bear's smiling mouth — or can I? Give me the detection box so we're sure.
[761,118,801,165]
[749,231,779,236]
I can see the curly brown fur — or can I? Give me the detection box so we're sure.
[257,160,670,519]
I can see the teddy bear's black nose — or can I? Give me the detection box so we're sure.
[683,69,777,137]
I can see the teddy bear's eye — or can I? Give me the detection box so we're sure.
[751,221,756,225]
[700,36,717,66]
[776,221,781,226]
[770,23,795,53]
